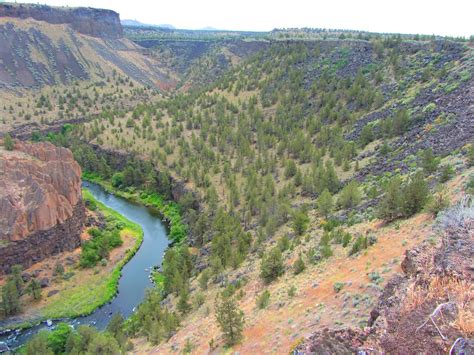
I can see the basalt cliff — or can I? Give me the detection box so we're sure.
[0,140,85,274]
[0,2,173,91]
[0,3,123,39]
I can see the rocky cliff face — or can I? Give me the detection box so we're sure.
[0,3,123,39]
[0,141,85,274]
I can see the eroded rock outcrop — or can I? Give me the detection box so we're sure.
[0,3,123,39]
[0,141,85,274]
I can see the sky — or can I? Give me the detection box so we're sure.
[13,0,474,37]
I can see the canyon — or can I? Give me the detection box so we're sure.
[0,1,472,354]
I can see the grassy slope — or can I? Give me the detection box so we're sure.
[144,166,473,354]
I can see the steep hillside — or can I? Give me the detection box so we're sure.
[297,196,474,354]
[60,36,472,353]
[0,17,173,91]
[0,3,178,139]
[81,39,473,204]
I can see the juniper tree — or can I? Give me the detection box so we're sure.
[26,279,42,300]
[215,296,244,346]
[1,279,20,316]
[293,254,306,275]
[24,331,53,355]
[86,332,121,354]
[337,181,361,209]
[292,210,309,236]
[3,133,14,150]
[260,247,285,284]
[317,189,333,218]
[403,172,429,216]
[420,148,439,174]
[10,264,24,292]
[377,176,404,222]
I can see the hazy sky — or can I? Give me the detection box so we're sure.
[14,0,474,37]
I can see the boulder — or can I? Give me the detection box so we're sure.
[21,272,31,282]
[40,277,49,288]
[47,290,59,297]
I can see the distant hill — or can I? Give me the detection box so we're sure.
[121,19,146,27]
[121,19,175,29]
[199,26,219,31]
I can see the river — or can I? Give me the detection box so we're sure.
[0,181,169,350]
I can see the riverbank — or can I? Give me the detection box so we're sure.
[82,172,187,245]
[82,173,189,292]
[0,189,143,331]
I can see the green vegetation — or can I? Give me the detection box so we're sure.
[23,320,125,355]
[124,25,470,44]
[23,330,52,355]
[359,124,374,146]
[333,282,345,293]
[349,235,376,256]
[439,164,455,183]
[467,175,474,194]
[337,181,361,209]
[215,295,245,346]
[0,265,27,317]
[127,289,179,345]
[3,133,14,150]
[288,285,297,298]
[292,209,309,236]
[420,148,440,174]
[210,208,252,270]
[377,172,429,222]
[427,186,450,216]
[293,254,306,275]
[260,247,285,284]
[83,172,186,244]
[256,289,271,309]
[467,145,474,167]
[25,279,42,301]
[36,190,142,321]
[80,227,123,268]
[1,278,21,317]
[317,189,334,218]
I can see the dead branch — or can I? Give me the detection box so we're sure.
[449,337,463,355]
[416,302,456,340]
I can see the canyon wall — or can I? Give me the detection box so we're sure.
[0,141,85,274]
[0,3,171,90]
[0,3,123,39]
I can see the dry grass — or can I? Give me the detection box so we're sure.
[402,276,473,336]
[449,279,474,336]
[455,305,474,336]
[431,276,473,337]
[403,282,427,314]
